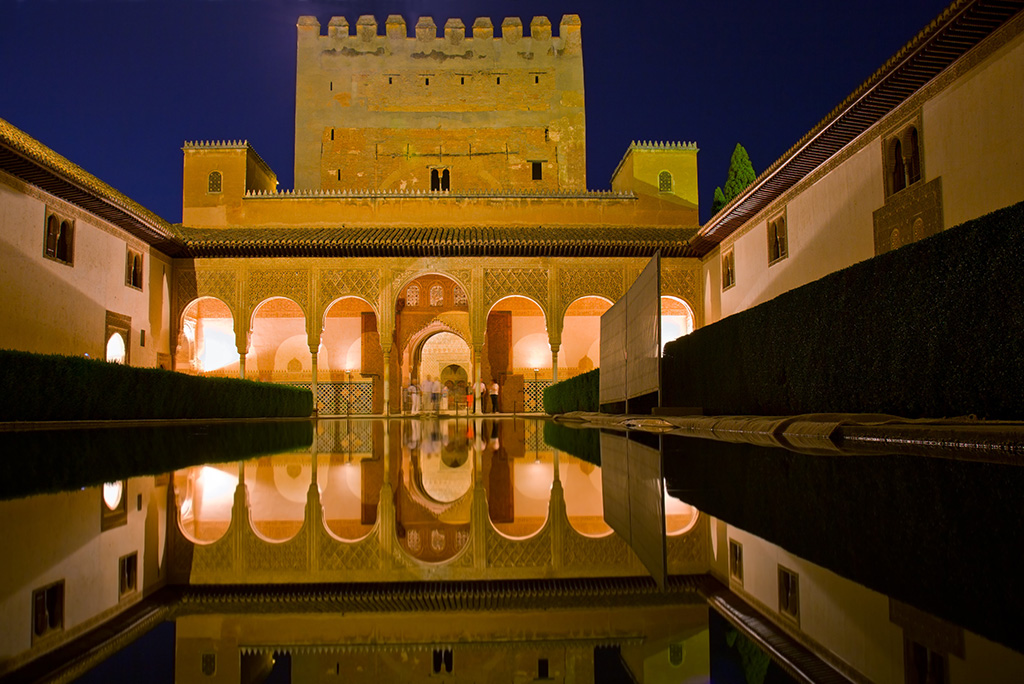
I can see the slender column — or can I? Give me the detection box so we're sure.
[474,346,484,414]
[310,350,318,413]
[551,347,559,382]
[382,350,391,415]
[238,353,246,380]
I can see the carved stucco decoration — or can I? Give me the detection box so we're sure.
[562,529,642,570]
[558,268,623,315]
[246,523,310,573]
[661,266,700,306]
[248,268,310,314]
[484,268,549,312]
[666,527,707,570]
[192,529,236,575]
[397,316,472,356]
[319,268,381,312]
[391,267,470,298]
[486,525,551,568]
[319,526,381,571]
[175,269,238,322]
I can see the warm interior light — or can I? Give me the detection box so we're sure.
[103,481,123,510]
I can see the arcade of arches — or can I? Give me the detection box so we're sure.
[173,258,701,413]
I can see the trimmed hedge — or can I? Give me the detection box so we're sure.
[0,421,313,500]
[542,368,599,414]
[663,200,1024,419]
[0,350,313,421]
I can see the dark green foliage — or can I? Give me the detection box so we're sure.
[0,421,313,500]
[0,350,313,421]
[662,200,1024,419]
[722,143,756,202]
[711,186,726,214]
[542,368,599,414]
[542,421,600,466]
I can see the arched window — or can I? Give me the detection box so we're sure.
[131,254,143,288]
[430,284,444,306]
[907,127,921,185]
[56,220,71,263]
[45,214,59,257]
[208,171,222,193]
[890,139,906,194]
[406,284,420,306]
[441,169,450,192]
[430,169,440,192]
[453,285,467,305]
[658,171,673,192]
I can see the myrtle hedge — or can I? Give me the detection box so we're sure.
[0,350,313,421]
[542,368,599,415]
[663,200,1024,419]
[542,421,600,466]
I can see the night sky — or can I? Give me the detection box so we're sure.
[0,0,951,225]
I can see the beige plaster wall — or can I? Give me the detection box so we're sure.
[719,523,1024,684]
[701,19,1024,326]
[924,26,1024,229]
[0,477,166,671]
[0,171,171,366]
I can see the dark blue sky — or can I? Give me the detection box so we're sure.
[0,0,951,224]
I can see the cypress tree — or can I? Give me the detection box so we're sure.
[712,186,726,214]
[722,143,756,202]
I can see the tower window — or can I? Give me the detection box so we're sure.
[441,168,450,191]
[388,76,393,85]
[425,77,430,86]
[658,171,673,193]
[538,658,549,678]
[496,76,501,85]
[460,76,465,85]
[337,169,341,181]
[406,284,420,306]
[534,75,539,84]
[330,128,334,140]
[532,162,542,181]
[208,171,222,194]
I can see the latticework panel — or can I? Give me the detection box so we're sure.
[524,380,552,413]
[314,419,374,455]
[319,527,381,571]
[289,381,374,414]
[486,525,551,568]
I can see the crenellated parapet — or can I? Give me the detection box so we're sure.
[298,14,581,52]
[610,140,701,212]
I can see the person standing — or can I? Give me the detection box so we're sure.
[409,380,420,414]
[476,379,488,413]
[489,380,500,413]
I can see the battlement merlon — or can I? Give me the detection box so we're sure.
[296,14,582,56]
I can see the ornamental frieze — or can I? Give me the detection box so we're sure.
[318,268,381,311]
[558,268,623,313]
[661,266,699,303]
[248,268,310,313]
[175,269,238,322]
[483,268,548,310]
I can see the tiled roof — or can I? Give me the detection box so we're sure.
[177,225,698,258]
[691,0,1024,256]
[0,117,188,256]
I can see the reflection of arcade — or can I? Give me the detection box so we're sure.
[395,418,473,562]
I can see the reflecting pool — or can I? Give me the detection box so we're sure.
[0,418,1022,683]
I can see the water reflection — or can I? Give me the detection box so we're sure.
[169,419,702,579]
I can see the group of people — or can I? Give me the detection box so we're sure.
[406,376,500,414]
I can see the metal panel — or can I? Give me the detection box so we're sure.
[599,431,631,539]
[627,436,667,589]
[626,253,661,401]
[599,297,627,404]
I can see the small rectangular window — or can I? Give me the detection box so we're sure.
[722,249,736,291]
[460,76,465,85]
[538,658,549,678]
[728,539,743,584]
[777,565,799,622]
[496,76,501,85]
[119,552,138,598]
[532,162,542,181]
[32,581,64,641]
[768,213,788,264]
[388,76,393,85]
[140,330,146,347]
[534,75,539,84]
